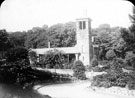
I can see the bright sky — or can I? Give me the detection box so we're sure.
[0,0,134,32]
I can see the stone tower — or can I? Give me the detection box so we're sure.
[76,18,93,65]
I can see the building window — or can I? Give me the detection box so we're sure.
[83,21,86,29]
[79,21,82,30]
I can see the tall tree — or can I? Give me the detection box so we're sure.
[121,6,135,52]
[0,29,12,58]
[25,26,48,48]
[9,31,26,48]
[47,22,76,47]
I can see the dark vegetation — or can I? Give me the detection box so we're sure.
[91,6,135,90]
[91,58,135,90]
[39,49,65,69]
[0,83,52,98]
[72,60,86,80]
[0,47,72,89]
[8,22,76,49]
[105,49,116,61]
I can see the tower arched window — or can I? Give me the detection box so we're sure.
[79,21,86,30]
[83,21,86,29]
[79,21,82,30]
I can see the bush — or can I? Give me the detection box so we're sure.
[105,49,116,60]
[0,60,34,88]
[0,47,72,89]
[40,49,65,69]
[91,72,128,88]
[125,51,135,60]
[127,81,135,90]
[92,66,103,72]
[0,47,35,88]
[5,47,30,64]
[29,50,37,65]
[125,51,135,70]
[72,60,86,80]
[86,65,92,71]
[91,59,135,89]
[107,59,123,74]
[99,60,109,66]
[91,55,98,67]
[63,62,73,69]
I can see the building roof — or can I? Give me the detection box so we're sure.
[31,46,80,54]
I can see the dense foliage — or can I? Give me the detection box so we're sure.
[120,7,135,70]
[72,60,86,80]
[0,83,52,98]
[0,30,13,51]
[92,24,121,60]
[29,50,38,66]
[0,30,13,59]
[91,72,135,89]
[40,49,65,69]
[9,31,26,48]
[91,58,135,90]
[120,7,135,52]
[125,51,135,70]
[0,47,72,89]
[7,22,76,49]
[0,62,72,89]
[5,47,30,63]
[0,47,33,88]
[105,49,116,60]
[92,10,135,88]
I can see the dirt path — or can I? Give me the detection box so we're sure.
[34,80,135,98]
[34,69,135,98]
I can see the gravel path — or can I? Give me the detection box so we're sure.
[34,69,135,98]
[35,80,134,98]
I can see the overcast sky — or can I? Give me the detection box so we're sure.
[0,0,134,32]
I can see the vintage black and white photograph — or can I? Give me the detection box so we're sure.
[0,0,135,98]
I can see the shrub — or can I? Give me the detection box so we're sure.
[72,60,86,80]
[125,51,135,60]
[127,81,135,90]
[63,62,73,69]
[92,66,103,72]
[101,65,110,72]
[0,60,34,87]
[91,72,128,88]
[0,47,35,88]
[86,65,92,71]
[91,59,135,89]
[91,55,98,67]
[105,49,116,60]
[99,60,109,66]
[40,49,65,69]
[29,50,37,65]
[5,47,30,64]
[0,47,72,89]
[107,59,123,74]
[125,51,135,70]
